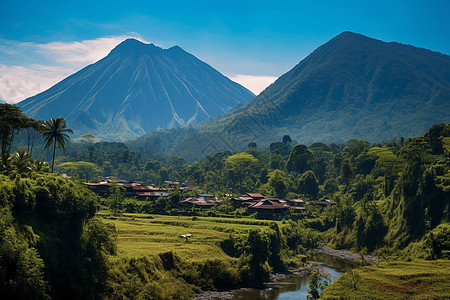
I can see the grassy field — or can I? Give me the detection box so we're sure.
[98,212,278,261]
[98,212,450,299]
[321,260,450,299]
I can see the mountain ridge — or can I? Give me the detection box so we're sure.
[130,31,450,160]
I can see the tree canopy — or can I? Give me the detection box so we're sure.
[41,118,73,172]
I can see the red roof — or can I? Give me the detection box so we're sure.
[232,196,253,201]
[84,182,109,186]
[245,193,265,199]
[286,199,305,203]
[289,206,306,210]
[248,200,287,210]
[132,185,162,191]
[180,197,220,207]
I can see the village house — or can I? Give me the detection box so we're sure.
[231,192,265,208]
[84,181,110,196]
[247,199,289,220]
[84,180,168,199]
[284,199,306,211]
[179,196,221,209]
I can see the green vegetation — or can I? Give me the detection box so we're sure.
[90,212,320,299]
[130,32,450,160]
[308,269,329,300]
[0,173,114,299]
[41,118,73,172]
[1,105,449,299]
[321,260,450,299]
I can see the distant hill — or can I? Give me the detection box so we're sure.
[17,39,255,140]
[131,31,450,160]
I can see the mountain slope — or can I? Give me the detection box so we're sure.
[17,39,255,140]
[132,31,450,160]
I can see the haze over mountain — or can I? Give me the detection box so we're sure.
[131,31,450,160]
[17,39,255,140]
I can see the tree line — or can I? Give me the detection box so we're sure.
[1,104,73,173]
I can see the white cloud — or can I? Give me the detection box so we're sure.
[228,74,278,95]
[37,35,148,67]
[0,65,72,103]
[0,35,278,103]
[0,35,147,103]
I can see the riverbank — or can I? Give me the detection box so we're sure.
[315,245,379,263]
[194,246,379,300]
[321,259,450,299]
[194,261,337,300]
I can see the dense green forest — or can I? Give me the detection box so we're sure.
[1,103,449,298]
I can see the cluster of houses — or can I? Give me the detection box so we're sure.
[84,180,336,219]
[231,193,336,219]
[84,180,169,200]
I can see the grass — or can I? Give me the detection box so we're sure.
[98,211,277,261]
[321,260,450,299]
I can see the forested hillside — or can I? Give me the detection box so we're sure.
[1,103,449,299]
[52,122,450,257]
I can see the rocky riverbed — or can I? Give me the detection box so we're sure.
[314,245,379,263]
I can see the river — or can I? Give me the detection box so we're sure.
[196,253,357,300]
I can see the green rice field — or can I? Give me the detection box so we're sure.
[99,212,277,261]
[321,259,450,299]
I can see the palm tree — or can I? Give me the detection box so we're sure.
[12,150,31,174]
[41,118,73,172]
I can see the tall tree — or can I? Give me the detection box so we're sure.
[268,169,288,199]
[0,104,32,170]
[41,118,73,172]
[57,161,102,181]
[25,119,43,157]
[80,134,96,162]
[225,152,258,192]
[298,170,319,199]
[282,135,292,145]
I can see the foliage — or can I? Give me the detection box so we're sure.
[307,269,329,300]
[225,152,258,192]
[297,170,319,199]
[0,172,115,299]
[321,260,450,299]
[0,207,49,299]
[267,169,289,198]
[57,161,102,181]
[41,118,73,172]
[0,104,36,172]
[108,182,125,213]
[80,134,96,162]
[286,144,313,173]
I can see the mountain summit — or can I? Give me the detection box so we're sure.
[204,30,450,144]
[18,39,255,140]
[132,31,450,160]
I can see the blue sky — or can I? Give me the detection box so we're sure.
[1,0,449,103]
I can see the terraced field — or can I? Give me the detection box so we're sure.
[99,212,277,260]
[321,260,450,299]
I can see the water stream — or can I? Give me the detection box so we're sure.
[229,253,357,300]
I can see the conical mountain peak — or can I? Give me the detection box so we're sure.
[109,38,162,57]
[17,39,255,141]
